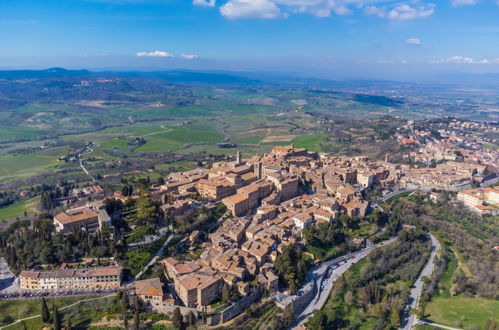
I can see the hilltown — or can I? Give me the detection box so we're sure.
[16,144,498,323]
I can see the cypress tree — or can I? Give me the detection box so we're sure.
[53,306,61,330]
[133,311,140,330]
[41,298,50,323]
[172,307,185,330]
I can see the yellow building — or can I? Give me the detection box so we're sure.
[19,266,122,291]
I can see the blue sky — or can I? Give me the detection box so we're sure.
[1,0,499,78]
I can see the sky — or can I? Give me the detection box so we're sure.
[1,0,499,79]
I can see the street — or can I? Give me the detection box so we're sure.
[399,234,441,330]
[0,257,19,294]
[281,237,397,327]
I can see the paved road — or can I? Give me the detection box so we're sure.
[0,257,19,294]
[399,234,441,330]
[480,176,499,188]
[290,237,397,326]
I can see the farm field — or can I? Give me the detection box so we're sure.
[0,195,41,221]
[0,148,68,184]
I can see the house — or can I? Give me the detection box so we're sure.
[177,273,222,308]
[135,278,167,308]
[292,212,313,229]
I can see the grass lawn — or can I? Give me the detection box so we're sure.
[425,296,499,329]
[0,195,40,221]
[0,295,102,328]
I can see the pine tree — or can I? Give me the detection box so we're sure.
[41,298,50,323]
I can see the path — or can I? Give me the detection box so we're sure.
[134,234,174,281]
[399,234,441,330]
[0,294,115,329]
[414,319,462,330]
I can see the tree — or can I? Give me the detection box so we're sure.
[65,319,72,330]
[222,283,231,303]
[202,307,207,325]
[134,294,140,311]
[281,302,295,328]
[134,311,140,330]
[390,307,401,328]
[122,291,129,328]
[172,307,185,330]
[187,311,196,326]
[274,244,308,294]
[135,195,158,225]
[306,310,326,330]
[53,306,61,330]
[41,298,50,323]
[344,290,354,306]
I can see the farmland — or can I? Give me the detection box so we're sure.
[0,195,40,221]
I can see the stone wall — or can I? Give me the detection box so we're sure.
[206,286,263,326]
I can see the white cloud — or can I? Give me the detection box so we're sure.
[136,51,174,57]
[220,0,281,19]
[192,0,216,7]
[180,54,199,59]
[431,56,491,64]
[364,5,386,18]
[387,3,435,20]
[451,0,476,7]
[405,38,421,45]
[215,1,438,20]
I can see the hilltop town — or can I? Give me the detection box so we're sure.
[1,139,497,328]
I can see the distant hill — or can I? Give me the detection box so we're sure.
[0,68,260,85]
[0,67,92,80]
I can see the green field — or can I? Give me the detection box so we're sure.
[0,295,103,328]
[0,148,68,184]
[0,126,41,142]
[0,195,40,221]
[136,123,224,153]
[292,135,330,152]
[425,296,499,329]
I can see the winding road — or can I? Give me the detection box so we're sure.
[399,233,441,330]
[291,237,397,326]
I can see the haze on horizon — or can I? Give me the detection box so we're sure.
[1,0,499,80]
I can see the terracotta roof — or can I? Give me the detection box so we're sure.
[54,208,98,225]
[135,278,164,297]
